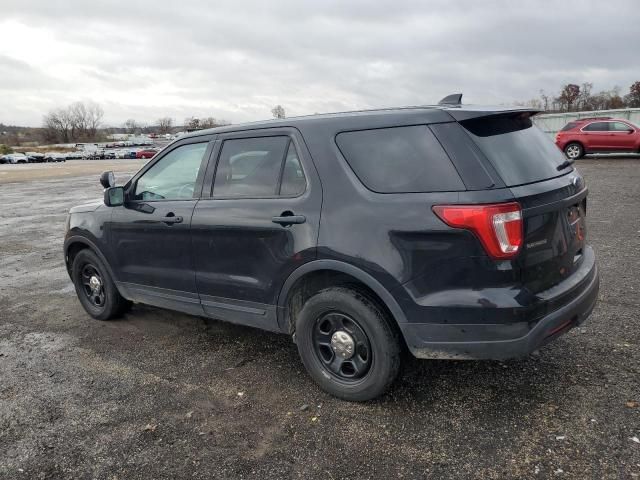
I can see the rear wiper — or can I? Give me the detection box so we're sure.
[556,158,575,171]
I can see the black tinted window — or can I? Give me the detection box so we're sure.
[461,114,569,186]
[214,136,303,198]
[583,122,609,132]
[335,126,464,193]
[280,142,306,196]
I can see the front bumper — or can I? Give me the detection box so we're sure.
[399,250,599,360]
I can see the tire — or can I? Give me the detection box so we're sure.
[564,142,584,160]
[71,249,131,320]
[295,287,401,401]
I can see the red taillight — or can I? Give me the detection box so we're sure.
[432,202,523,259]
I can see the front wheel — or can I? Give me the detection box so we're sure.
[295,287,401,401]
[71,249,131,320]
[564,142,584,160]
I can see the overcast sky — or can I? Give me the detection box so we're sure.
[1,0,638,127]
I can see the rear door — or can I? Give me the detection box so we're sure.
[190,128,321,331]
[457,113,587,293]
[608,121,637,151]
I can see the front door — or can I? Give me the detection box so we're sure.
[581,121,610,151]
[109,138,214,314]
[191,130,321,331]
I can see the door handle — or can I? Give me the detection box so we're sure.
[272,213,306,226]
[163,215,183,225]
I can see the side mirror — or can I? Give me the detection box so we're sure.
[628,129,635,134]
[100,171,115,189]
[104,186,125,207]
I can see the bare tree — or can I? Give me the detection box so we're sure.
[124,119,139,134]
[69,102,88,139]
[200,117,230,129]
[157,117,173,134]
[86,102,104,138]
[184,117,200,130]
[625,81,640,108]
[43,107,73,143]
[539,90,550,111]
[271,105,286,119]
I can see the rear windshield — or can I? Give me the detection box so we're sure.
[561,122,579,131]
[336,125,464,193]
[460,114,570,187]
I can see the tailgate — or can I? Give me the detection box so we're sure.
[510,173,588,294]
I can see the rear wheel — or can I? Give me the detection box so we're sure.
[564,142,584,160]
[295,287,401,401]
[71,249,131,320]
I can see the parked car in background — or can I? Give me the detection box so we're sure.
[556,117,640,159]
[25,152,46,163]
[2,153,30,164]
[104,151,116,160]
[66,151,84,160]
[44,152,66,162]
[136,149,158,159]
[64,99,599,401]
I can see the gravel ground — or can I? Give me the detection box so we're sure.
[0,158,639,479]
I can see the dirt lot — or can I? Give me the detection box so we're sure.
[0,159,639,479]
[0,160,147,184]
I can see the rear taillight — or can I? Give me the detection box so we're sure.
[432,202,523,259]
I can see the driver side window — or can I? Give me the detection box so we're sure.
[134,143,208,201]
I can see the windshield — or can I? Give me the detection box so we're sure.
[460,113,571,187]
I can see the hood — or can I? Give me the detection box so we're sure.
[69,200,103,214]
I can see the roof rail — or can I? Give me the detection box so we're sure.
[577,116,612,121]
[438,93,463,105]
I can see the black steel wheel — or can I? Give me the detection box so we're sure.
[80,263,106,308]
[296,287,401,401]
[312,312,372,380]
[71,249,131,320]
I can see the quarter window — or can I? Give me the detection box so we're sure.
[279,142,306,196]
[213,136,306,198]
[610,122,633,132]
[133,142,208,201]
[335,125,464,193]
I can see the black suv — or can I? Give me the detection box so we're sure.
[64,98,599,401]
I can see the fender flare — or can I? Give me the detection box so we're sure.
[63,235,118,284]
[276,259,408,331]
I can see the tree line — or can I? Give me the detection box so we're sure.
[43,101,104,143]
[519,81,640,113]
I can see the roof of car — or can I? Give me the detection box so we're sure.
[181,104,540,139]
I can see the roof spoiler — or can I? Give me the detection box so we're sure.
[438,93,463,105]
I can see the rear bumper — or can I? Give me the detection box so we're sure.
[399,250,599,360]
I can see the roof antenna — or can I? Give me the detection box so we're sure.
[438,93,463,105]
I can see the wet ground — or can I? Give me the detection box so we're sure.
[0,158,639,479]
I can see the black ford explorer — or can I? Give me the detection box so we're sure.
[64,96,599,401]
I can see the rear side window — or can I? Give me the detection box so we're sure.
[335,126,464,193]
[583,122,609,132]
[460,114,569,187]
[560,122,579,131]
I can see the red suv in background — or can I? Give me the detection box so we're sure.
[556,117,640,159]
[136,149,158,159]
